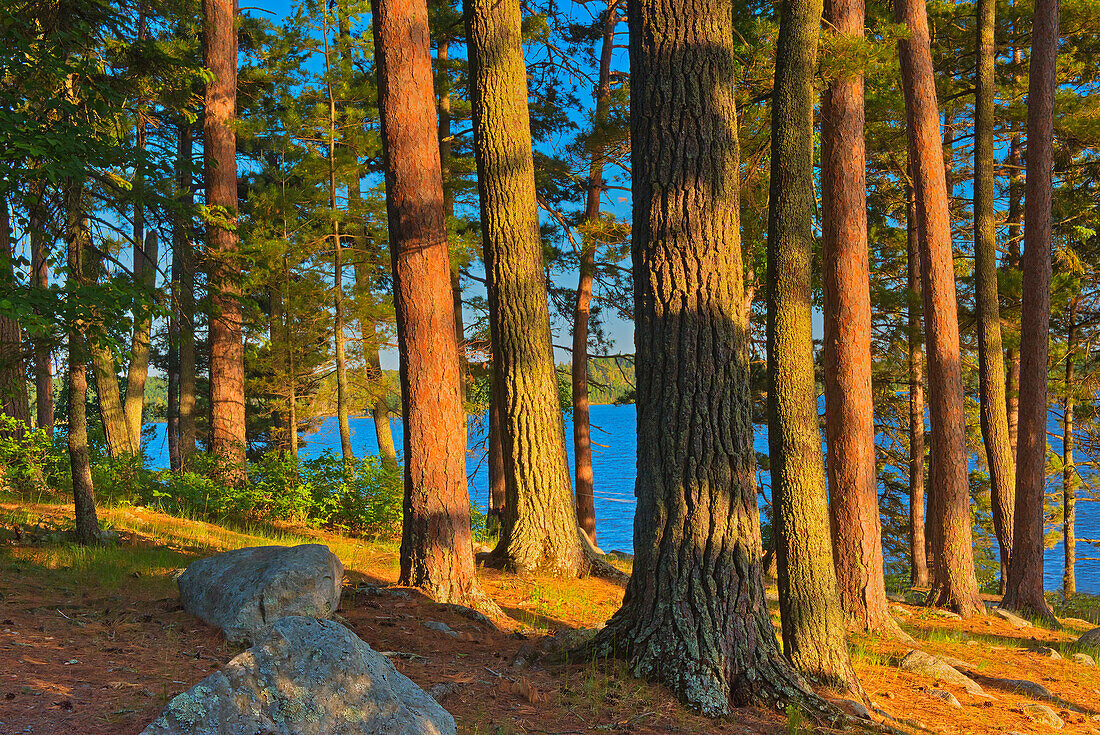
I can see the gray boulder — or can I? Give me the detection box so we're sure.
[1071,652,1096,667]
[993,608,1032,629]
[1024,704,1064,730]
[179,544,343,645]
[141,616,455,735]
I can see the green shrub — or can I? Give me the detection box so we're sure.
[0,414,67,494]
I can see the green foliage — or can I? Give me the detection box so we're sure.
[0,415,66,492]
[89,448,406,540]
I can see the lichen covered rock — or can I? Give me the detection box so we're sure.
[178,544,343,645]
[141,616,455,735]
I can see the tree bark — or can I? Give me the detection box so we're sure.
[65,178,100,544]
[895,0,984,616]
[1001,0,1058,622]
[177,123,197,466]
[974,0,1016,583]
[322,10,353,463]
[588,0,825,715]
[86,247,135,459]
[204,0,246,475]
[467,0,587,576]
[820,0,899,637]
[1005,46,1024,462]
[906,183,929,588]
[1063,299,1077,597]
[372,0,498,614]
[571,0,620,549]
[30,193,53,436]
[0,197,30,429]
[124,230,157,453]
[768,0,861,692]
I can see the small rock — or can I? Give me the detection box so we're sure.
[604,550,634,562]
[428,683,456,702]
[1060,617,1094,630]
[423,621,458,638]
[987,677,1052,699]
[899,650,987,697]
[928,689,962,709]
[835,698,873,720]
[1036,646,1062,660]
[994,608,1033,629]
[1071,652,1096,667]
[890,604,911,617]
[472,543,492,555]
[1024,703,1064,730]
[931,609,962,620]
[886,592,907,603]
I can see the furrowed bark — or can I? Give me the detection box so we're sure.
[1001,0,1058,623]
[896,0,983,616]
[30,192,53,436]
[373,0,499,614]
[821,0,901,637]
[587,0,833,717]
[0,198,30,430]
[1063,300,1077,597]
[204,0,246,476]
[906,183,929,589]
[769,0,862,691]
[467,0,587,576]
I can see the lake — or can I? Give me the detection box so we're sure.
[144,403,1099,594]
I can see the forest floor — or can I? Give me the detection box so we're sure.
[0,497,1099,735]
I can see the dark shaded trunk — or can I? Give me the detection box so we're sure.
[86,246,135,459]
[65,178,100,544]
[896,0,983,616]
[373,0,498,614]
[821,0,899,637]
[1063,299,1077,597]
[486,375,505,535]
[0,198,30,429]
[1005,49,1024,462]
[1001,0,1058,622]
[974,0,1015,584]
[588,0,824,715]
[907,184,929,588]
[30,195,53,436]
[178,123,197,467]
[124,107,154,453]
[204,0,245,475]
[467,0,587,576]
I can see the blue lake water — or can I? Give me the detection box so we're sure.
[144,403,1099,594]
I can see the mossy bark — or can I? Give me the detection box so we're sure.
[768,0,862,691]
[587,0,831,717]
[466,0,586,576]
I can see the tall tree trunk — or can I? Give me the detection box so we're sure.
[572,0,620,549]
[907,183,930,588]
[588,0,824,714]
[30,193,53,436]
[372,0,498,614]
[896,0,984,616]
[367,345,398,469]
[124,230,157,453]
[436,38,468,403]
[123,91,153,454]
[322,11,353,463]
[487,377,505,534]
[768,0,861,690]
[87,248,134,459]
[821,0,899,637]
[1005,45,1024,461]
[204,0,245,475]
[0,197,30,428]
[1063,299,1077,597]
[177,123,197,466]
[65,178,100,544]
[974,0,1016,586]
[467,0,587,576]
[284,252,298,459]
[1001,0,1058,622]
